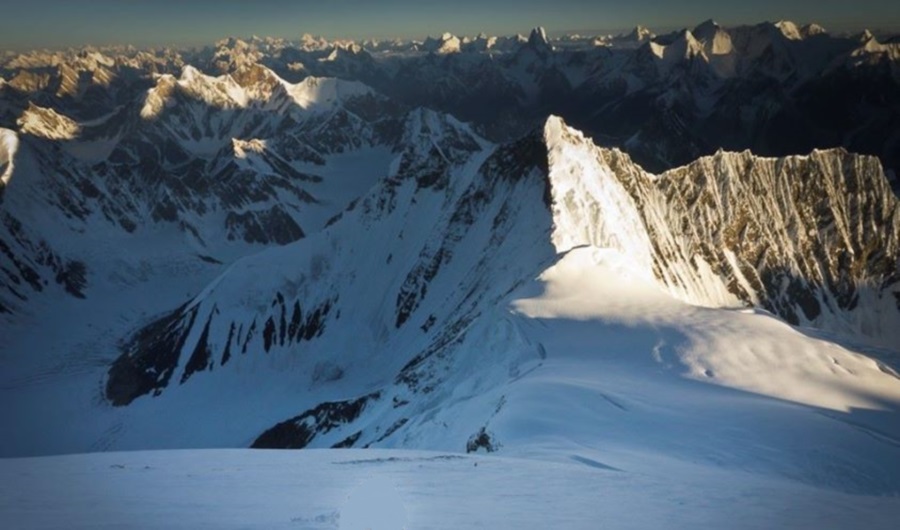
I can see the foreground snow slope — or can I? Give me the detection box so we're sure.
[1,448,898,530]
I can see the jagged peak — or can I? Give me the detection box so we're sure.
[773,20,802,40]
[323,41,368,60]
[231,137,267,159]
[800,23,827,38]
[299,33,329,49]
[398,107,484,163]
[423,32,462,54]
[621,25,655,43]
[140,74,177,119]
[17,102,81,140]
[857,29,876,43]
[174,65,249,108]
[693,19,723,40]
[543,115,583,146]
[694,19,720,32]
[645,29,707,62]
[404,107,471,135]
[229,62,288,99]
[528,27,550,48]
[142,62,375,117]
[179,64,202,81]
[214,36,249,50]
[692,20,734,56]
[288,76,375,110]
[679,29,704,50]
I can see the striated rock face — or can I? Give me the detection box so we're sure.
[545,116,900,340]
[653,149,898,326]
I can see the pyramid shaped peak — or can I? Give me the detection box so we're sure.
[773,20,802,40]
[693,19,721,37]
[800,23,827,37]
[619,25,655,43]
[529,27,550,47]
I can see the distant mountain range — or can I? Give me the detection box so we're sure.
[3,20,899,187]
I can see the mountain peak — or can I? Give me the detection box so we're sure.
[528,26,550,48]
[800,23,827,38]
[17,102,81,140]
[423,32,462,54]
[629,25,655,42]
[692,19,733,56]
[773,20,802,40]
[693,19,720,38]
[543,115,581,146]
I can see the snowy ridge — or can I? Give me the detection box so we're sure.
[141,64,374,120]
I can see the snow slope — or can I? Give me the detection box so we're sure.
[2,448,898,530]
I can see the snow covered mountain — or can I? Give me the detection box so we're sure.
[2,22,900,526]
[99,115,899,437]
[0,64,404,315]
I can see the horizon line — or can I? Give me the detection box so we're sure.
[3,19,899,54]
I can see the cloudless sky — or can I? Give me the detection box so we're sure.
[1,0,897,50]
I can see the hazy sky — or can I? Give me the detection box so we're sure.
[1,0,897,50]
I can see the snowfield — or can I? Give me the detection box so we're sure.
[2,448,899,530]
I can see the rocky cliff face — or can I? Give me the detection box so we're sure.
[544,117,900,341]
